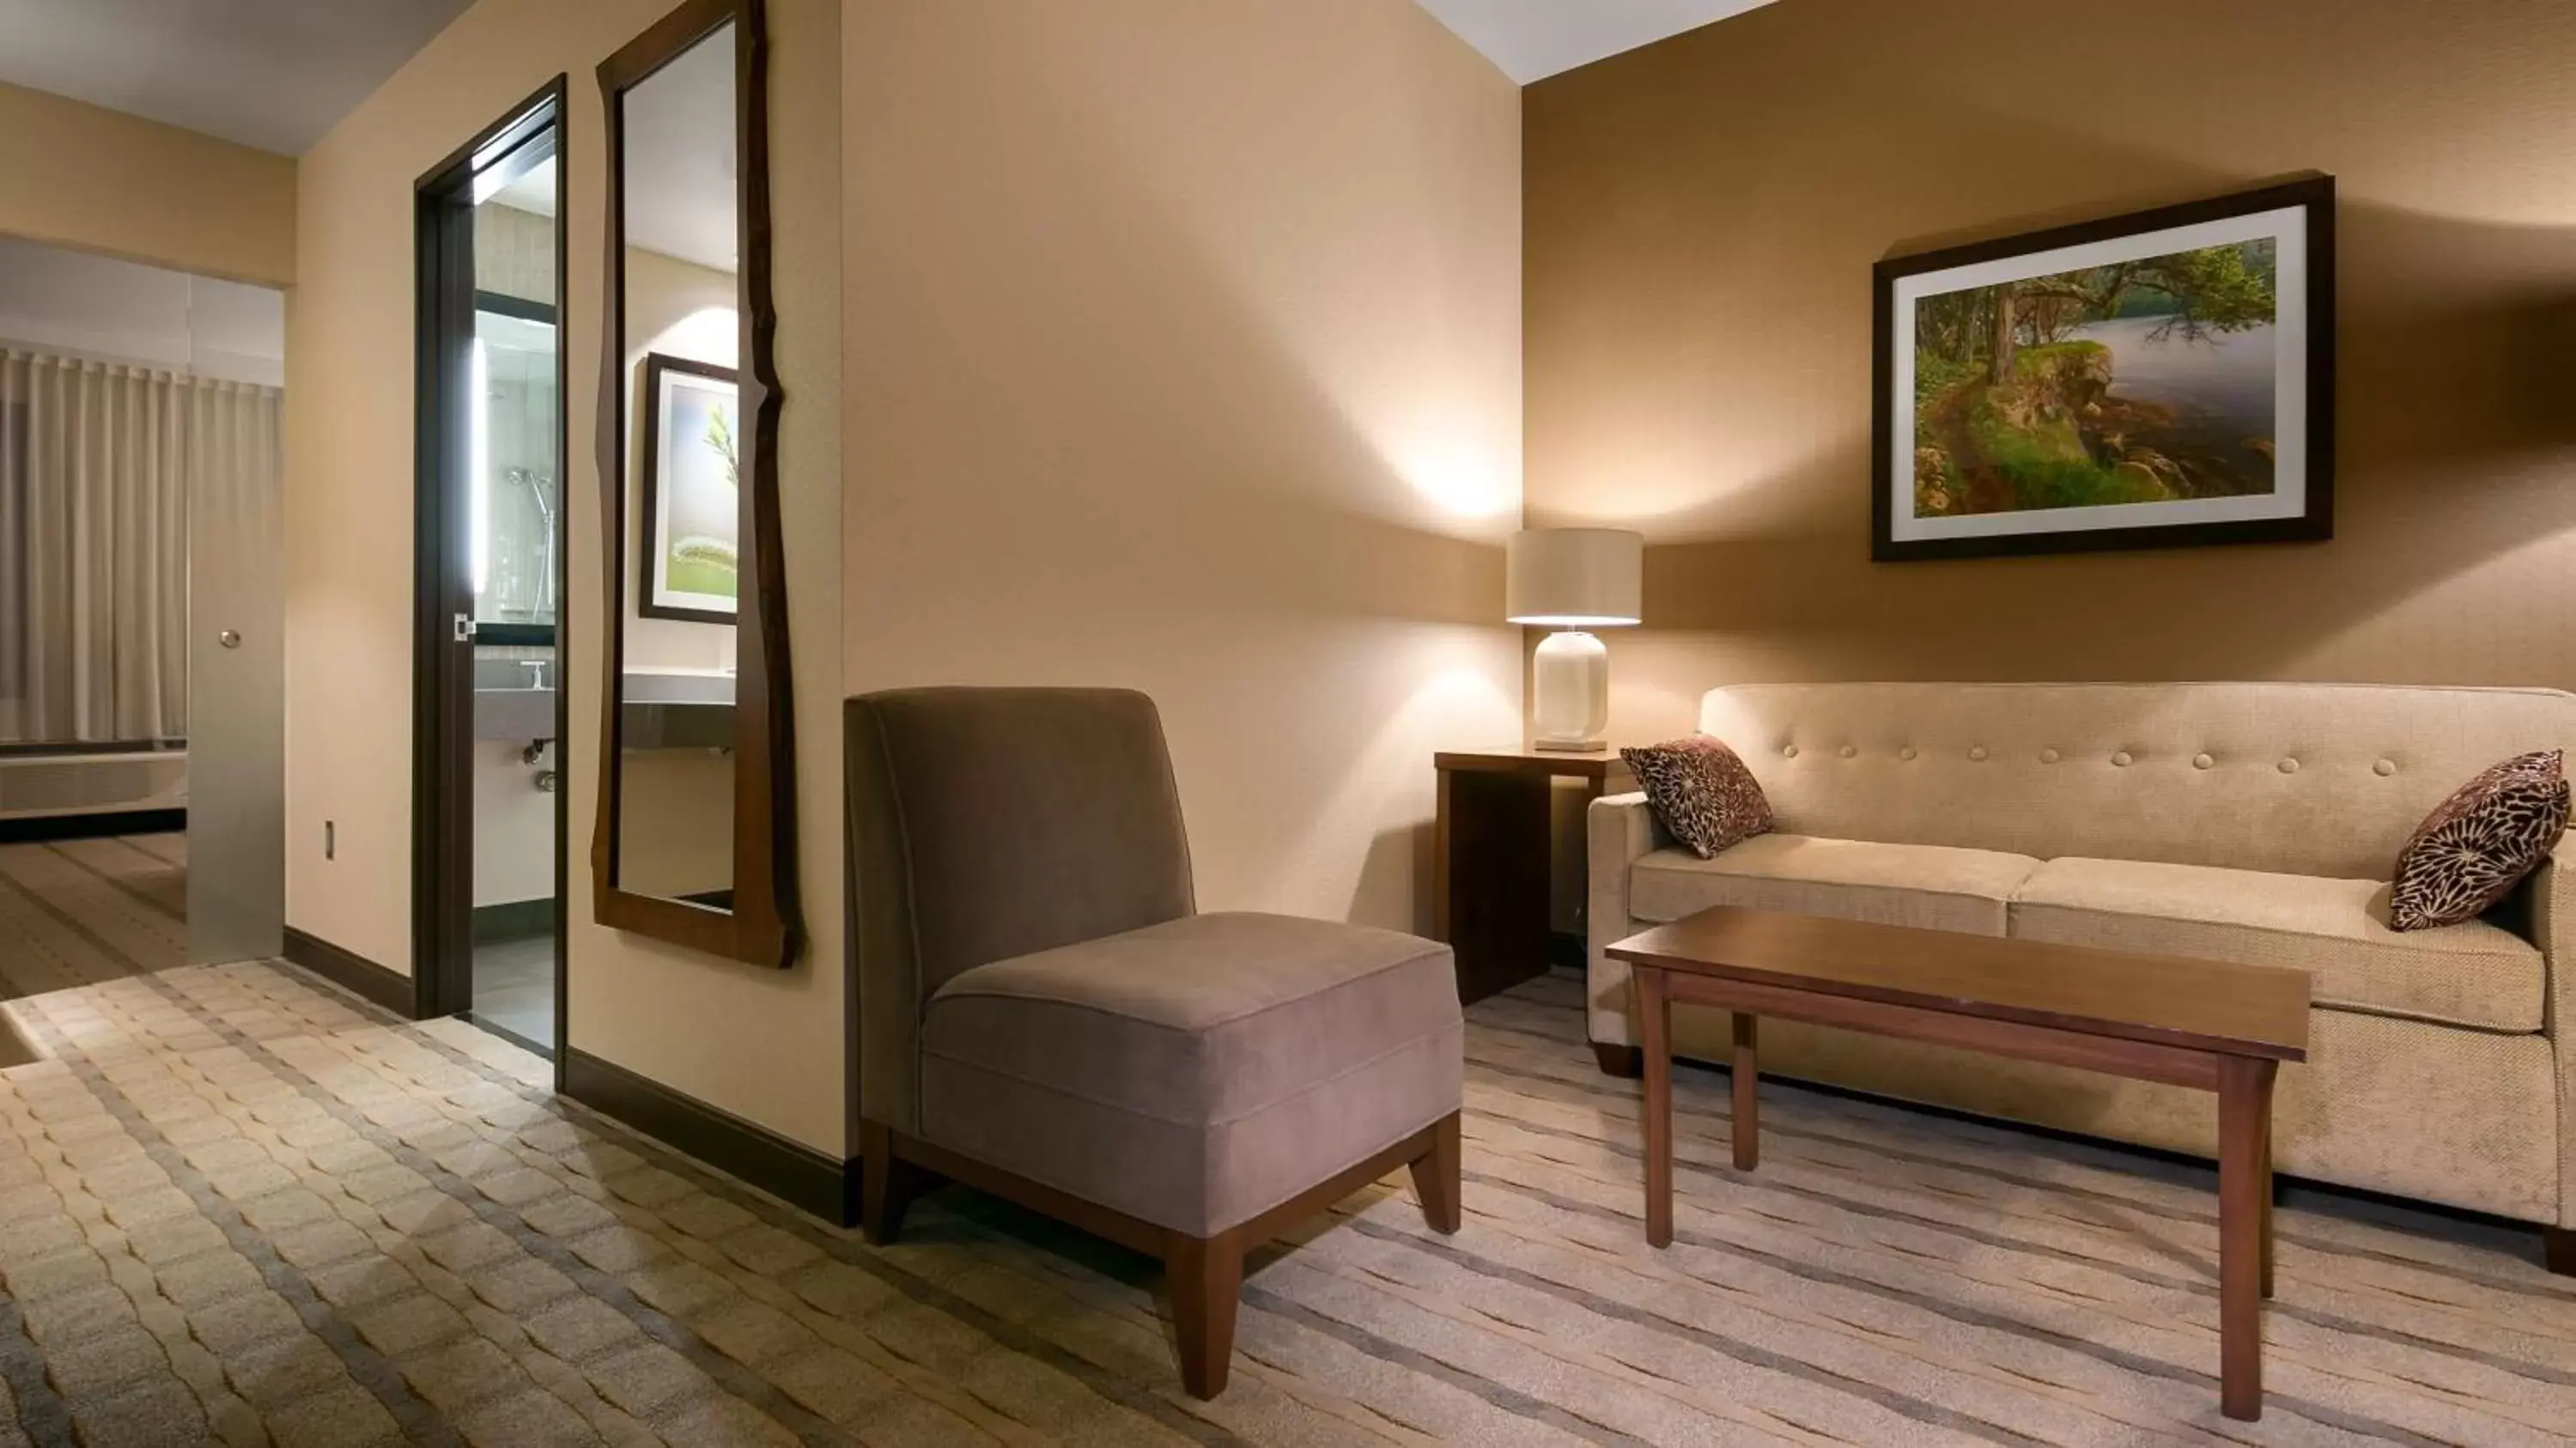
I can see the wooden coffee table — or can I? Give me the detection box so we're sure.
[1608,906,2311,1422]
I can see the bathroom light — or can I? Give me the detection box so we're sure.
[1506,528,1643,751]
[469,338,490,599]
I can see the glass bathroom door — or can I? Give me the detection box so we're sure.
[414,82,566,1054]
[187,377,286,964]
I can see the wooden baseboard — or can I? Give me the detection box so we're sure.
[562,1048,854,1226]
[281,927,416,1018]
[0,808,186,845]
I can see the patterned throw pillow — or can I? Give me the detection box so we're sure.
[2388,750,2570,932]
[1620,735,1773,860]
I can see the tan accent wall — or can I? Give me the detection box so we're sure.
[0,80,295,288]
[286,0,846,1153]
[1525,0,2576,746]
[841,0,1525,938]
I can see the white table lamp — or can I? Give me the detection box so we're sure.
[1507,528,1643,751]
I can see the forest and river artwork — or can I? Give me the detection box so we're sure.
[1911,240,2279,520]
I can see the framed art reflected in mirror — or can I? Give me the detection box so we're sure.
[637,352,739,625]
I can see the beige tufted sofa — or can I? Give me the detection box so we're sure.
[1588,682,2576,1250]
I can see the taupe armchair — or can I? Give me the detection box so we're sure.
[846,686,1465,1398]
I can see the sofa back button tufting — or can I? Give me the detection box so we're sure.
[1969,746,1988,762]
[2279,757,2300,775]
[2374,758,2397,776]
[2111,751,2132,767]
[2040,749,2059,764]
[1899,746,1917,761]
[1838,745,1856,758]
[1782,744,1798,758]
[2193,753,2214,770]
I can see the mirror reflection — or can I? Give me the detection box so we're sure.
[614,20,739,910]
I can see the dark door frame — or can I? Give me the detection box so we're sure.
[412,76,571,1085]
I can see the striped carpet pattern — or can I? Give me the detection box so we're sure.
[0,834,186,997]
[0,958,2570,1445]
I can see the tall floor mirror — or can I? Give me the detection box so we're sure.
[592,0,799,968]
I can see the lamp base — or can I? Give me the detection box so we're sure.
[1530,630,1611,753]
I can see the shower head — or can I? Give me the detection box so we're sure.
[517,469,557,525]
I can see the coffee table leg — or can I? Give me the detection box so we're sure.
[2218,1056,2277,1421]
[2260,1114,2275,1300]
[1731,1013,1759,1171]
[1637,966,1673,1249]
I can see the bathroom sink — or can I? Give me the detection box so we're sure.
[620,670,735,750]
[623,671,736,706]
[476,686,556,741]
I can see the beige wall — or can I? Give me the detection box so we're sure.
[0,81,295,288]
[292,0,1508,1159]
[1525,0,2576,743]
[288,0,846,1153]
[842,0,1524,937]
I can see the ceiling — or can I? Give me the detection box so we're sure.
[0,0,1765,158]
[0,0,473,155]
[1413,0,1776,83]
[494,157,557,221]
[483,33,735,277]
[617,30,739,276]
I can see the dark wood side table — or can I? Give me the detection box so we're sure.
[1432,746,1626,1005]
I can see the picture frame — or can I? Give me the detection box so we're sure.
[1871,176,2334,563]
[637,351,742,623]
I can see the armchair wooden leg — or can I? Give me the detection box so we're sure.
[1592,1042,1643,1079]
[1408,1111,1462,1234]
[2546,1226,2573,1278]
[860,1120,918,1247]
[1166,1229,1245,1400]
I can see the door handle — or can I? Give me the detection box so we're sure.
[453,613,477,643]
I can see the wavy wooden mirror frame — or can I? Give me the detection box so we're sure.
[592,0,801,968]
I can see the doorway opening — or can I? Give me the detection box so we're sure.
[414,81,568,1068]
[0,234,284,989]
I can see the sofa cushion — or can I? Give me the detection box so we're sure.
[2011,857,2544,1033]
[2388,750,2569,931]
[1620,735,1771,858]
[919,911,1462,1235]
[1629,834,2042,935]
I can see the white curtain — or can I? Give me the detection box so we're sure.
[0,349,281,745]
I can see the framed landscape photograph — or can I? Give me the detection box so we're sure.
[638,352,741,623]
[1872,176,2334,562]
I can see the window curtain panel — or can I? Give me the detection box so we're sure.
[0,349,281,745]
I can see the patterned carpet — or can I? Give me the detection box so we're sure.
[0,958,2569,1445]
[0,834,187,998]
